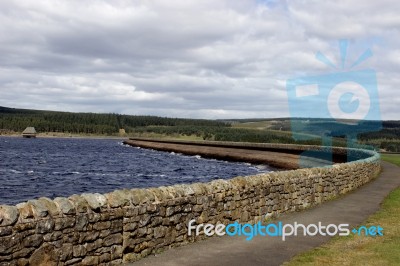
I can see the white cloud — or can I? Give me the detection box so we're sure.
[0,0,398,119]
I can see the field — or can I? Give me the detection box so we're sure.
[285,154,400,266]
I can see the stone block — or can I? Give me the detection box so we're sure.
[93,221,111,231]
[54,197,75,215]
[0,205,19,226]
[59,243,73,261]
[105,190,131,208]
[0,226,12,237]
[75,215,89,231]
[99,253,111,263]
[55,217,75,230]
[16,202,34,220]
[73,245,87,257]
[23,234,43,248]
[81,256,99,266]
[26,200,48,218]
[68,195,90,213]
[103,233,122,247]
[37,197,59,217]
[131,189,156,205]
[29,245,58,266]
[81,193,107,211]
[79,231,100,243]
[65,258,82,265]
[110,245,123,259]
[36,218,55,234]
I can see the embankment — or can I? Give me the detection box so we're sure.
[123,138,373,169]
[0,139,380,265]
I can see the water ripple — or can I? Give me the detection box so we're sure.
[0,137,273,205]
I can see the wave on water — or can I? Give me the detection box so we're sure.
[169,151,183,156]
[9,169,22,174]
[118,142,131,147]
[0,137,272,205]
[144,174,166,178]
[251,165,272,172]
[56,171,82,176]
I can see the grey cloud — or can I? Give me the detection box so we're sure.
[0,0,398,119]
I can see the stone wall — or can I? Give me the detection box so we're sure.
[0,145,380,265]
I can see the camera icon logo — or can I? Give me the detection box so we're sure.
[286,40,381,167]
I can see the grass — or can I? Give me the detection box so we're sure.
[129,132,204,141]
[233,121,321,139]
[232,121,273,130]
[285,154,400,266]
[381,154,400,167]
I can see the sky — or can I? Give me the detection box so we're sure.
[0,0,399,119]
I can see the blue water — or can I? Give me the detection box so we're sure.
[0,137,272,205]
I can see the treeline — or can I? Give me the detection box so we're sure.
[0,106,329,146]
[0,106,227,135]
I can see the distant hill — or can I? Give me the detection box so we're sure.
[1,106,399,151]
[230,118,400,152]
[0,106,227,135]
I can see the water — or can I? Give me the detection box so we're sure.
[0,137,273,205]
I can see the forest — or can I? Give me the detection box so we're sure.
[0,106,226,135]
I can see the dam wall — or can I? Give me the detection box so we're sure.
[0,140,381,265]
[123,138,373,169]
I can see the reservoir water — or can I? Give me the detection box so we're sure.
[0,137,273,205]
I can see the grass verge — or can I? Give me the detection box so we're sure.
[381,154,400,167]
[284,154,400,266]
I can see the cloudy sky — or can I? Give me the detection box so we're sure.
[0,0,398,119]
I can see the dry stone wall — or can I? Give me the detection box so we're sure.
[0,145,380,265]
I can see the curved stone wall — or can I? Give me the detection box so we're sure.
[0,141,380,265]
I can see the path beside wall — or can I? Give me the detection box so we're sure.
[128,161,399,266]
